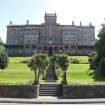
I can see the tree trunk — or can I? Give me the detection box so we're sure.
[61,71,67,85]
[32,70,37,85]
[36,69,40,84]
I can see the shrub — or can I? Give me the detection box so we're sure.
[71,58,80,64]
[99,58,105,77]
[88,52,98,70]
[20,60,29,64]
[0,49,9,69]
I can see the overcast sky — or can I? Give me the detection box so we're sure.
[0,0,105,42]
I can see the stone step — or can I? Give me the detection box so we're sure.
[40,84,58,87]
[39,93,56,96]
[40,88,57,90]
[39,84,59,96]
[45,64,56,81]
[40,91,56,93]
[40,87,57,89]
[39,91,56,96]
[40,92,56,95]
[45,78,55,80]
[45,80,57,82]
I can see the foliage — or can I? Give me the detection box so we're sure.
[50,55,59,80]
[57,54,70,71]
[99,58,105,77]
[28,54,49,84]
[89,24,105,77]
[0,38,3,46]
[0,39,9,69]
[71,58,80,64]
[0,51,9,69]
[57,54,70,84]
[88,51,98,70]
[95,25,105,58]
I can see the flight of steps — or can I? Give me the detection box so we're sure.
[39,83,59,96]
[45,65,56,82]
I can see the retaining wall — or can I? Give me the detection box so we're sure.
[61,84,105,98]
[0,84,105,98]
[0,85,39,98]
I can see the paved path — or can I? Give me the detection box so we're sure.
[0,97,105,104]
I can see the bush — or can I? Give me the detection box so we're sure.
[0,39,9,69]
[99,58,105,77]
[71,58,80,64]
[88,52,98,70]
[20,60,29,64]
[0,51,9,69]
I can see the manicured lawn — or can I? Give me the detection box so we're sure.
[0,63,34,84]
[67,64,94,83]
[9,57,31,63]
[70,56,89,64]
[0,57,34,84]
[0,56,104,84]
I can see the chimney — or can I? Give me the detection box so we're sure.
[80,21,82,26]
[72,21,74,25]
[9,21,13,25]
[27,20,29,25]
[89,22,92,26]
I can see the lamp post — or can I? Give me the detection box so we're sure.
[48,40,53,56]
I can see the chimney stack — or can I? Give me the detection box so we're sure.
[9,21,13,25]
[89,22,92,26]
[27,20,29,25]
[72,21,74,25]
[80,21,82,26]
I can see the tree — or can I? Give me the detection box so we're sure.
[90,24,105,77]
[88,51,98,70]
[28,54,49,85]
[0,38,8,69]
[57,54,70,84]
[99,58,105,77]
[0,38,3,46]
[95,25,105,64]
[50,54,59,80]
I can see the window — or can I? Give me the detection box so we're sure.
[65,33,68,35]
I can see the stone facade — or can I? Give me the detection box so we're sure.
[6,13,95,56]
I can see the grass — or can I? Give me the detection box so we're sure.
[0,57,34,84]
[0,56,105,84]
[70,56,89,64]
[9,57,31,63]
[67,64,94,83]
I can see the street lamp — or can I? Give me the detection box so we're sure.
[48,40,53,56]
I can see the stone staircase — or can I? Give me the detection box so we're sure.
[39,83,59,96]
[45,65,57,82]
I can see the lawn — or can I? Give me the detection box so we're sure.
[0,56,104,84]
[67,64,94,83]
[0,57,34,84]
[70,56,89,64]
[0,63,34,84]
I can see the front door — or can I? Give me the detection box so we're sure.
[48,47,53,56]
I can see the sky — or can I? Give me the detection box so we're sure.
[0,0,105,43]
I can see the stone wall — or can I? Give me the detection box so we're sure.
[0,84,105,98]
[0,85,39,98]
[60,84,105,98]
